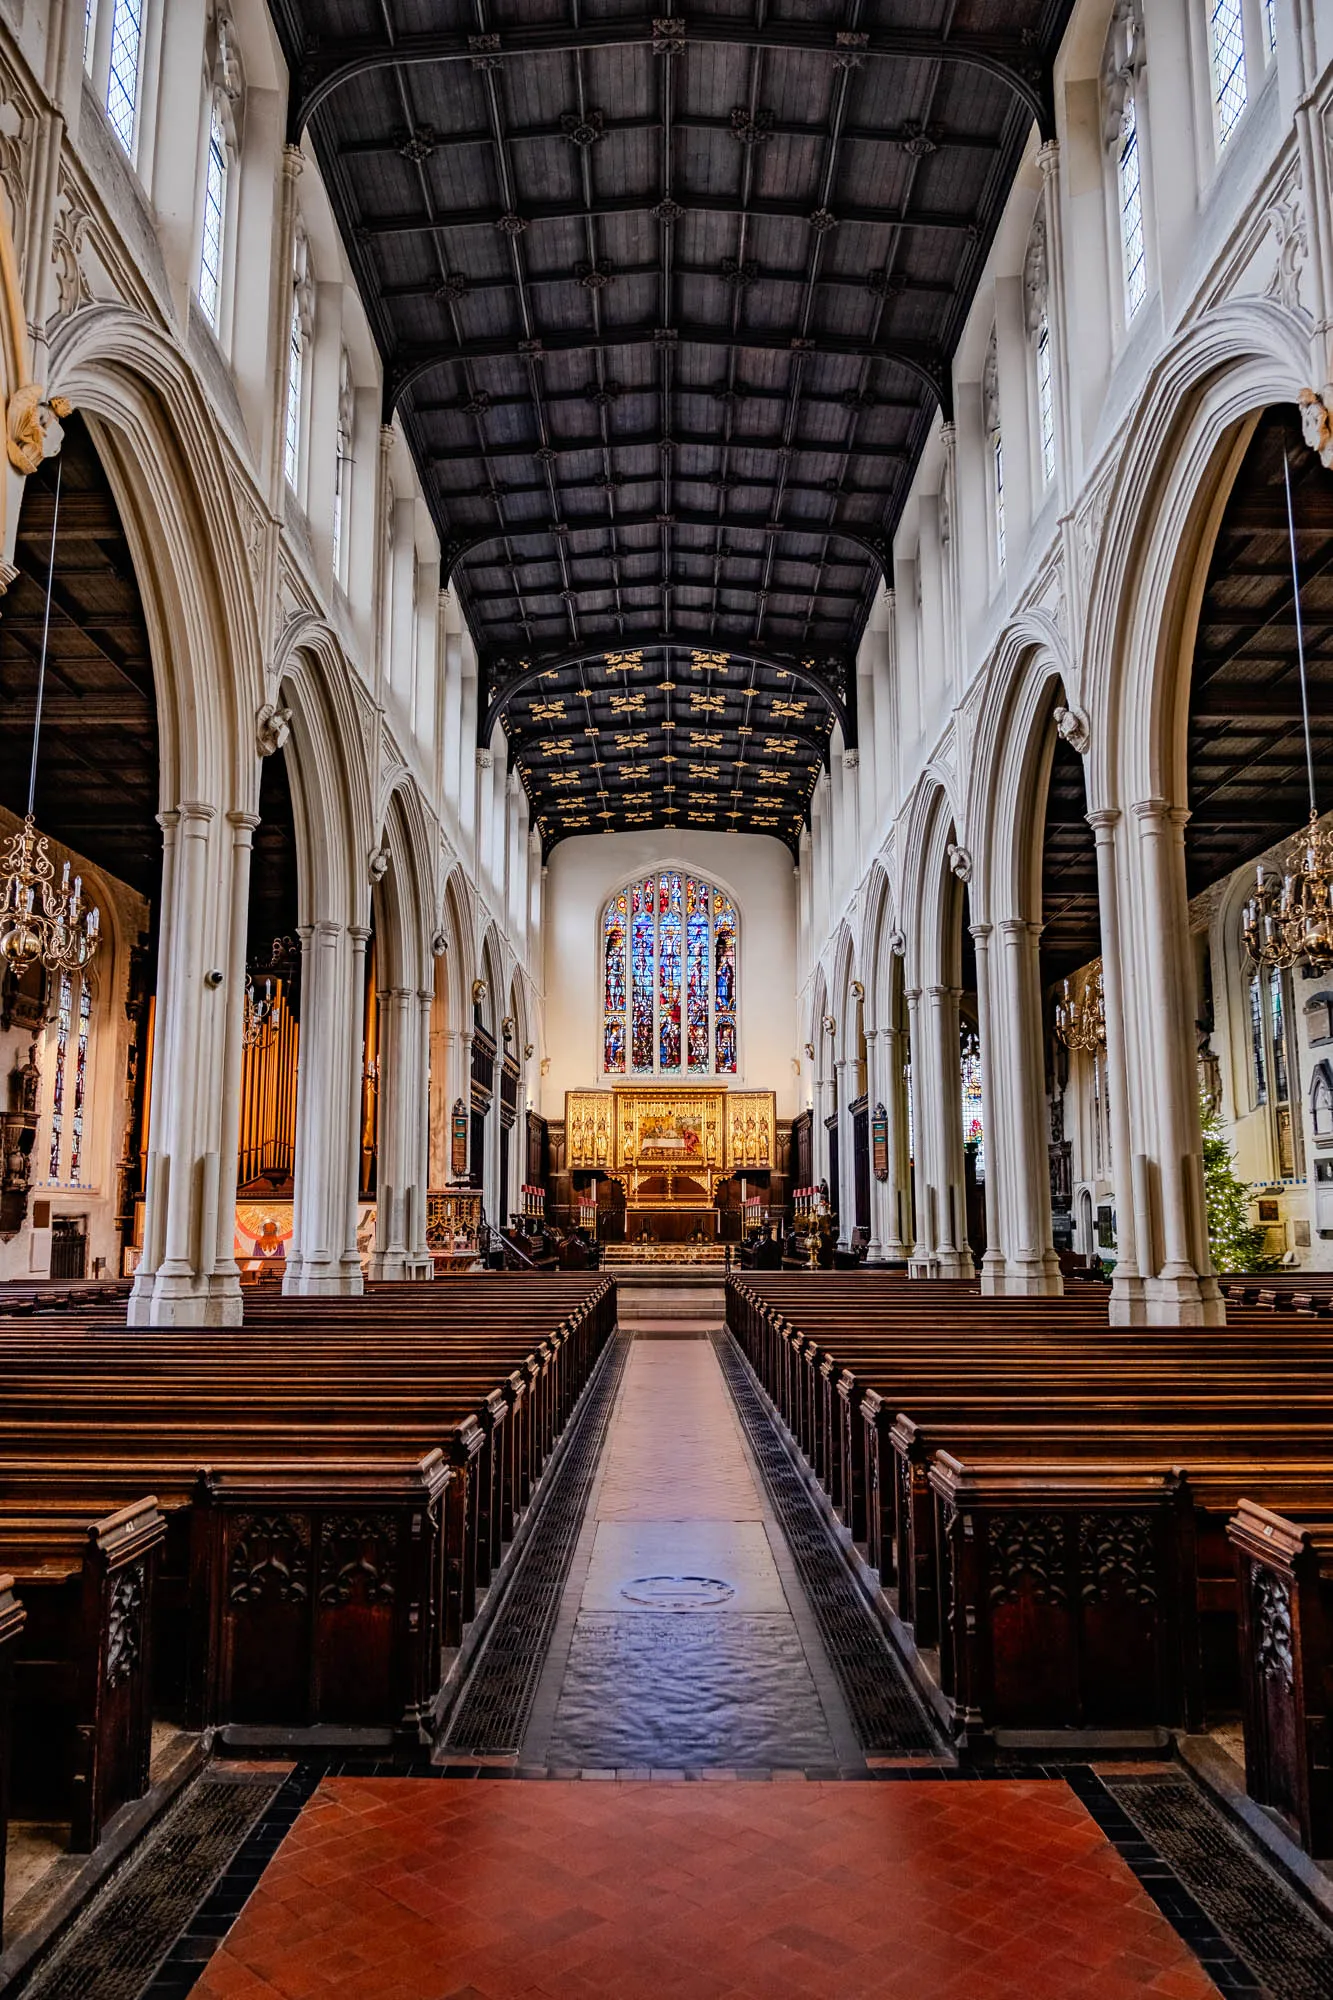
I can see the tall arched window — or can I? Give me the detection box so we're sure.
[1102,1,1148,326]
[197,99,228,329]
[982,329,1004,573]
[1024,207,1056,489]
[602,871,737,1077]
[332,348,353,582]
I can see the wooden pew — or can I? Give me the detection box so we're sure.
[0,1573,25,1940]
[0,1497,163,1851]
[0,1277,616,1746]
[1228,1497,1333,1856]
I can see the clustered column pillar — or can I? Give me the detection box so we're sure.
[1125,799,1223,1324]
[989,917,1062,1295]
[286,920,365,1296]
[130,801,248,1326]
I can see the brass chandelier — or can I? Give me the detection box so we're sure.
[1055,960,1106,1053]
[0,458,102,977]
[1243,451,1333,972]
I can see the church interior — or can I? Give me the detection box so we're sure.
[1,0,1333,1993]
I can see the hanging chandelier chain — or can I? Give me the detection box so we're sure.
[0,454,102,978]
[27,455,62,819]
[1283,449,1317,822]
[1246,437,1333,975]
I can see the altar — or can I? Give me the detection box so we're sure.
[565,1085,776,1231]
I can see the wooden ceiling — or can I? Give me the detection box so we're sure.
[0,414,159,901]
[1038,405,1333,986]
[1186,406,1333,897]
[270,0,1072,851]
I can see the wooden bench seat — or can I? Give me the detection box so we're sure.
[0,1496,163,1852]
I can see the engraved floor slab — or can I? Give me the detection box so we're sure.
[526,1332,861,1769]
[580,1518,788,1614]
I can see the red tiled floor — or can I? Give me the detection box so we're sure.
[191,1778,1219,2000]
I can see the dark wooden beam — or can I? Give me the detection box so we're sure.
[292,21,1051,142]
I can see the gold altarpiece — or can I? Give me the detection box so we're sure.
[565,1087,775,1212]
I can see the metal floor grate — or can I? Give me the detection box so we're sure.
[19,1772,284,2000]
[713,1333,941,1756]
[1104,1774,1333,2000]
[439,1335,629,1755]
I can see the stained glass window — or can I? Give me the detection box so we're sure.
[603,892,627,1072]
[1250,973,1268,1105]
[631,878,655,1070]
[961,1031,985,1181]
[49,971,72,1181]
[603,872,739,1076]
[714,889,737,1074]
[69,976,92,1183]
[658,874,682,1069]
[686,878,710,1070]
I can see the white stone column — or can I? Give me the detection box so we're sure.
[835,1054,856,1247]
[369,985,417,1280]
[1088,810,1143,1321]
[971,923,1007,1293]
[905,986,936,1276]
[990,918,1062,1295]
[923,982,974,1279]
[881,1020,911,1261]
[1127,799,1224,1324]
[130,803,241,1325]
[207,809,260,1318]
[412,986,433,1271]
[285,920,364,1295]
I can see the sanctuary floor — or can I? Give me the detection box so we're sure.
[22,1317,1333,1998]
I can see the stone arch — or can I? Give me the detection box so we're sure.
[1076,299,1310,1322]
[47,304,261,814]
[1083,297,1313,814]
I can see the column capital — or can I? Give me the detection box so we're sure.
[1085,806,1121,832]
[348,925,372,947]
[225,810,262,835]
[969,921,992,942]
[282,143,304,180]
[1131,796,1190,831]
[1036,137,1060,179]
[997,916,1042,940]
[173,800,218,826]
[926,983,962,1001]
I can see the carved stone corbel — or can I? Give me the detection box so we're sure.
[368,847,391,884]
[6,386,72,475]
[255,702,292,757]
[947,843,972,882]
[1054,704,1091,755]
[1299,386,1333,471]
[431,929,449,957]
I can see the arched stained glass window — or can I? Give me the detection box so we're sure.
[961,1030,985,1181]
[603,871,738,1077]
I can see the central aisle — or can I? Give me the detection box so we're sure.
[521,1333,861,1771]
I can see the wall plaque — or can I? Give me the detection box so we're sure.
[871,1102,889,1181]
[450,1097,469,1178]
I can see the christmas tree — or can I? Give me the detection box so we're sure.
[1200,1103,1282,1274]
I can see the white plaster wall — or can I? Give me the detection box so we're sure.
[541,832,799,1120]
